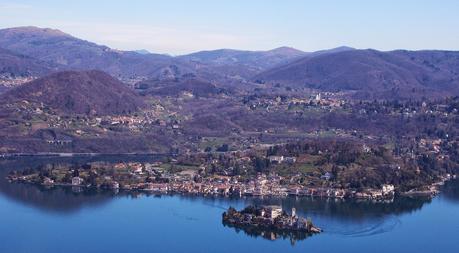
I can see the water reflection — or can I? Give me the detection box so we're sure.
[209,195,429,242]
[441,179,459,203]
[0,155,164,213]
[0,183,116,214]
[180,195,431,221]
[159,193,433,242]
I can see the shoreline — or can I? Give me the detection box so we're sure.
[0,153,171,158]
[8,174,456,201]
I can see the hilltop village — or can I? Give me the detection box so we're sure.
[2,89,459,157]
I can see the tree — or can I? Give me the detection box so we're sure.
[217,144,229,152]
[253,157,270,173]
[73,169,80,177]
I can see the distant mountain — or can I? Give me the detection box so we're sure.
[1,70,144,115]
[134,49,152,55]
[179,47,307,78]
[0,26,192,79]
[0,47,52,77]
[255,49,459,99]
[304,46,355,58]
[0,26,360,86]
[3,26,459,100]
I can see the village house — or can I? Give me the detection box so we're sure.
[268,155,284,164]
[72,177,84,186]
[129,163,144,174]
[42,177,55,186]
[321,172,333,181]
[110,181,120,189]
[144,183,169,192]
[382,184,395,196]
[284,157,297,164]
[261,205,283,219]
[113,163,127,170]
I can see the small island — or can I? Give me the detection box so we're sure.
[222,205,321,240]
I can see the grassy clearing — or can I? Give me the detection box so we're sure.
[198,137,228,150]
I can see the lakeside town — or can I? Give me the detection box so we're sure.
[6,157,456,200]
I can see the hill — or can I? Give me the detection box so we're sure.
[181,47,306,70]
[0,47,52,77]
[1,70,144,115]
[255,49,459,99]
[137,75,225,97]
[0,26,192,79]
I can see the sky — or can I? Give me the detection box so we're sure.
[1,0,458,55]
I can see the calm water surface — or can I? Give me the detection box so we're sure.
[1,156,458,253]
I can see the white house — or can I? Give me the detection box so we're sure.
[72,177,84,186]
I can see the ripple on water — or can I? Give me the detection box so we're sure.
[168,207,200,222]
[321,215,402,237]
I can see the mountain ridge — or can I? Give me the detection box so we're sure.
[1,26,459,99]
[255,49,459,99]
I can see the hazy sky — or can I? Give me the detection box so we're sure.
[1,0,458,55]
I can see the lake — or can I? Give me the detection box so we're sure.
[0,156,458,253]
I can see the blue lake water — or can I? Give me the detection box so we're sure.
[1,156,458,253]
